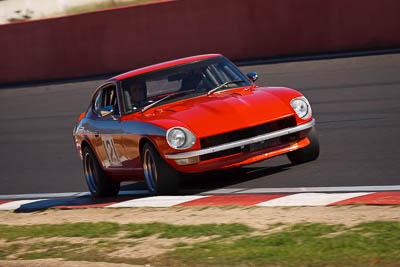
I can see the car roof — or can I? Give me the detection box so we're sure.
[111,54,222,81]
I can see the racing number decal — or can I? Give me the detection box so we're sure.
[101,136,122,167]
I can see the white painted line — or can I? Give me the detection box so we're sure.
[107,195,207,208]
[0,185,399,201]
[238,185,400,194]
[0,199,45,210]
[256,193,372,207]
[0,190,148,200]
[200,188,246,195]
[0,192,90,200]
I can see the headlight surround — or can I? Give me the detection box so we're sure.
[166,127,196,150]
[290,96,312,119]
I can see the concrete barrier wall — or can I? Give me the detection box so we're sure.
[1,0,399,84]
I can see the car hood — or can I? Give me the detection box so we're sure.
[140,87,296,138]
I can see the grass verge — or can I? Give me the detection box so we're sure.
[0,221,399,266]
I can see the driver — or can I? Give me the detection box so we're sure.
[181,69,203,91]
[129,81,147,107]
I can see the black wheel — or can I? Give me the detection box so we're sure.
[287,126,320,165]
[82,146,120,197]
[142,143,179,195]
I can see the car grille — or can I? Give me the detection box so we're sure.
[200,116,297,149]
[199,116,299,161]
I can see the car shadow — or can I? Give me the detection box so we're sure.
[118,162,293,195]
[13,195,144,213]
[179,163,293,195]
[14,162,293,213]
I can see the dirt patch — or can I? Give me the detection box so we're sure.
[108,234,214,259]
[0,259,141,267]
[0,234,215,265]
[1,206,399,227]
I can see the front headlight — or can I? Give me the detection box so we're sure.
[166,127,196,149]
[290,96,312,119]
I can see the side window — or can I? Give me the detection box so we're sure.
[102,87,117,108]
[93,85,119,116]
[94,90,102,114]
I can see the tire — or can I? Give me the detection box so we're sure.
[142,143,179,195]
[82,146,120,197]
[287,126,320,165]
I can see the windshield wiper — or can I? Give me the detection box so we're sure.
[141,89,196,112]
[207,80,245,96]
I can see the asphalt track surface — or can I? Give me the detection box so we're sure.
[1,53,399,196]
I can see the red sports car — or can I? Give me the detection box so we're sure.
[73,54,319,197]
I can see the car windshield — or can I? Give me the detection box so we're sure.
[119,56,251,114]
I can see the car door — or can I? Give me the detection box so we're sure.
[87,83,127,172]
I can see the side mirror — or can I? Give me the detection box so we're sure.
[100,105,114,117]
[246,72,258,83]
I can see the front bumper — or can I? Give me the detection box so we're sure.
[165,119,315,161]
